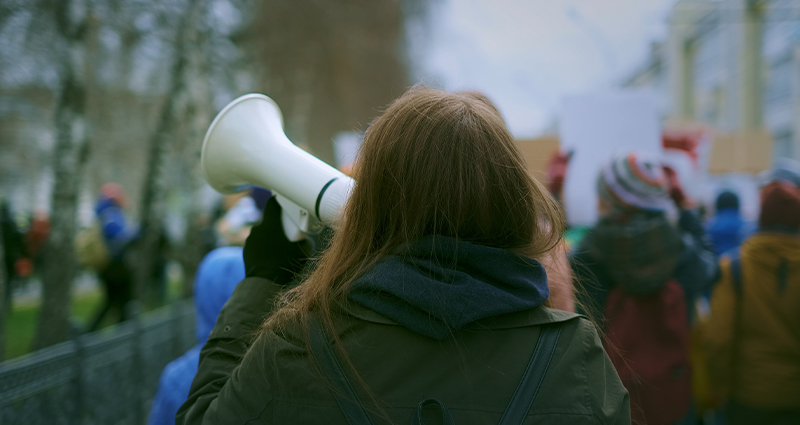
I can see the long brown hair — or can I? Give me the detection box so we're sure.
[265,86,565,335]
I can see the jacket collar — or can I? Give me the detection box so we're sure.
[337,301,581,330]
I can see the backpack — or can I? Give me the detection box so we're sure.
[604,279,692,425]
[309,316,563,425]
[75,221,110,271]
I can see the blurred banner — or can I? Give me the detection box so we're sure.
[661,122,714,208]
[708,130,773,175]
[515,135,560,181]
[559,91,662,226]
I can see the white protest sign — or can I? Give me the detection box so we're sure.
[559,91,662,225]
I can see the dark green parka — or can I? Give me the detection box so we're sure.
[177,277,630,425]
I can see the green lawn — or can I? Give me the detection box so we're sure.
[4,271,186,360]
[5,290,103,360]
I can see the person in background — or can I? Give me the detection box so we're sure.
[248,187,271,213]
[571,153,718,425]
[149,228,171,305]
[545,149,572,203]
[572,153,718,322]
[706,190,752,256]
[545,149,589,252]
[215,191,262,247]
[1,200,29,307]
[88,183,135,331]
[25,209,50,275]
[705,160,800,425]
[147,246,245,425]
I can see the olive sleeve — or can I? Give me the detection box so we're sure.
[176,277,284,425]
[580,319,632,425]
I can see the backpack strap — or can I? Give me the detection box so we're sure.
[497,322,563,425]
[310,317,376,425]
[730,254,743,295]
[728,252,744,396]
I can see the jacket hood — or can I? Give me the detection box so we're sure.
[348,235,549,340]
[582,212,682,296]
[194,247,246,343]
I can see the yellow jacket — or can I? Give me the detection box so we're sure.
[705,231,800,409]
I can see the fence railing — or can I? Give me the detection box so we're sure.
[0,300,196,425]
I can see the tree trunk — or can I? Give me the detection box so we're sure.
[177,14,217,299]
[0,221,6,361]
[32,0,90,350]
[134,0,204,305]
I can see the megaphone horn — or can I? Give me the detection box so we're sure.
[201,94,355,241]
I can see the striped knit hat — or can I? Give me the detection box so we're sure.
[597,153,670,213]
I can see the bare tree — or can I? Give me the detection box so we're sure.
[134,0,206,304]
[169,4,214,298]
[0,222,6,361]
[32,0,91,350]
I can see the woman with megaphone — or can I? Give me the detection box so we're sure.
[178,87,629,424]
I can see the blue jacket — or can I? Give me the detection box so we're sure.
[706,208,752,256]
[95,197,132,258]
[147,247,245,425]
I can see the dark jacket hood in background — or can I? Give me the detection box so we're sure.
[572,209,719,324]
[581,212,682,296]
[349,235,550,339]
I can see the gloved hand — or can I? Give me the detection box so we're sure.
[662,165,693,209]
[243,196,314,285]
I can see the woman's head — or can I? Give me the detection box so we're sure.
[266,86,564,328]
[347,86,561,255]
[715,190,740,212]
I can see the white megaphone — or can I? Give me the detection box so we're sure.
[201,94,355,241]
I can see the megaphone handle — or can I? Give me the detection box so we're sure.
[281,208,307,242]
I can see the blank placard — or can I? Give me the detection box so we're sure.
[559,91,662,225]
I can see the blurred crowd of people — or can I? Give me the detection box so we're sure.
[2,200,49,306]
[2,181,270,330]
[547,151,800,425]
[79,184,271,330]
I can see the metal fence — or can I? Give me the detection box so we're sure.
[0,300,196,425]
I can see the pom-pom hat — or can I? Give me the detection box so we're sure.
[597,153,671,213]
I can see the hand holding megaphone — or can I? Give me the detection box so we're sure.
[201,94,355,241]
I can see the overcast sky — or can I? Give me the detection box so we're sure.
[411,0,678,138]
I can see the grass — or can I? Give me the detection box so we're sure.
[5,290,103,360]
[4,269,186,361]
